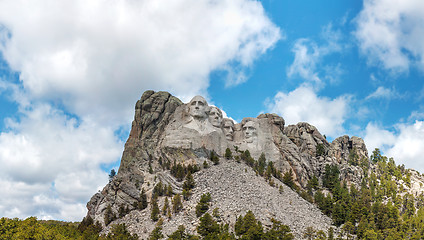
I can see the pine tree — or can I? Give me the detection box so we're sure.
[151,197,160,222]
[149,226,163,240]
[210,151,220,165]
[138,188,148,210]
[183,172,195,190]
[104,204,116,225]
[172,194,183,213]
[283,169,296,190]
[225,148,233,160]
[196,193,212,217]
[197,213,220,238]
[162,197,169,215]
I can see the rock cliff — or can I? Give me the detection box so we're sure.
[85,90,371,239]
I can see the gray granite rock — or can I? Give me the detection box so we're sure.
[85,90,372,238]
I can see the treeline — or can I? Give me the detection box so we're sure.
[302,148,424,239]
[0,216,137,239]
[151,209,294,240]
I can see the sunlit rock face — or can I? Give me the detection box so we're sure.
[161,96,286,167]
[86,90,370,239]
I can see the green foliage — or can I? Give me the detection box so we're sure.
[163,197,170,215]
[106,223,138,240]
[225,148,233,160]
[241,150,254,167]
[153,181,165,198]
[303,226,315,240]
[109,169,116,181]
[118,204,130,218]
[371,148,386,164]
[151,197,160,222]
[136,188,148,210]
[172,194,183,213]
[257,153,267,176]
[322,164,340,190]
[149,226,164,240]
[168,225,198,240]
[263,218,294,240]
[235,211,293,240]
[170,163,199,182]
[203,160,209,169]
[282,169,297,190]
[196,193,212,217]
[306,175,319,192]
[0,216,103,240]
[171,163,186,181]
[183,172,195,191]
[348,148,359,166]
[316,144,325,157]
[210,151,220,165]
[197,213,220,238]
[104,204,116,226]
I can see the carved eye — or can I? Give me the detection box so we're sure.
[191,101,196,106]
[198,101,204,106]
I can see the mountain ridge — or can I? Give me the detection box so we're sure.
[85,90,424,239]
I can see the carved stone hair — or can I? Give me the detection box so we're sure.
[241,117,256,127]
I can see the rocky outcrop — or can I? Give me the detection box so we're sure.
[85,90,370,238]
[104,160,333,239]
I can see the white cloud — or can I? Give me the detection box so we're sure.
[287,24,344,86]
[354,0,424,72]
[387,121,424,171]
[0,102,122,221]
[365,86,401,100]
[287,39,321,83]
[0,0,280,221]
[0,0,281,127]
[364,120,424,172]
[363,122,397,153]
[266,85,350,137]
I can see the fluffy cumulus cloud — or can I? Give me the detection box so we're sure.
[287,24,343,86]
[0,103,122,221]
[364,120,424,172]
[363,123,397,153]
[355,0,424,72]
[0,0,280,125]
[0,0,280,220]
[266,86,349,137]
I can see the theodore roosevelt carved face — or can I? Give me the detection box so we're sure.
[208,106,222,127]
[188,96,208,120]
[222,118,234,141]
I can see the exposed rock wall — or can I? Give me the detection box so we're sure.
[85,90,370,238]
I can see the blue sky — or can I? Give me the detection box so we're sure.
[1,0,424,221]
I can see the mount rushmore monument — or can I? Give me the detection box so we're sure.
[85,90,369,238]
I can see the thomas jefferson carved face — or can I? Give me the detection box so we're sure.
[222,118,234,141]
[243,120,257,143]
[208,106,222,127]
[188,96,208,120]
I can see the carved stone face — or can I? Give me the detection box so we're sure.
[208,107,222,127]
[188,96,208,120]
[243,120,257,143]
[222,119,234,141]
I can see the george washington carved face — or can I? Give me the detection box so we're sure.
[188,95,208,120]
[208,106,222,127]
